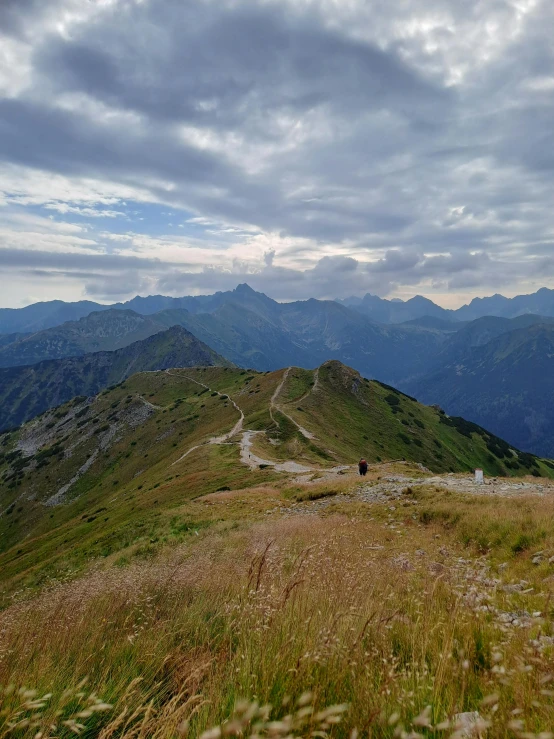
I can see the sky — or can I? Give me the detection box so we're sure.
[1,0,554,309]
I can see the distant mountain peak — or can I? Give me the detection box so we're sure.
[234,283,256,294]
[405,295,437,306]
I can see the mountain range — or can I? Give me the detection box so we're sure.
[338,286,554,323]
[0,286,447,382]
[1,284,554,456]
[0,326,229,431]
[4,285,554,334]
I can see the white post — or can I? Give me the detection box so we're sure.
[475,469,484,484]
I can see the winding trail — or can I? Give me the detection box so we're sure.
[270,367,318,440]
[296,366,320,405]
[166,370,245,466]
[164,367,325,475]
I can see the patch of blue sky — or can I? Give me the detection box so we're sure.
[32,199,209,239]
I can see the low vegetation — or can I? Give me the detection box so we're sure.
[1,363,554,737]
[3,486,554,736]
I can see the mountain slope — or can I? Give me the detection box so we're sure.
[0,308,199,368]
[338,293,457,323]
[399,316,468,332]
[407,323,554,457]
[1,359,551,581]
[419,314,554,373]
[0,331,30,349]
[0,300,108,333]
[0,326,230,431]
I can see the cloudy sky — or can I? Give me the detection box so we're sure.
[1,0,554,308]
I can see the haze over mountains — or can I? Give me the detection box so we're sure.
[1,284,554,456]
[338,286,554,323]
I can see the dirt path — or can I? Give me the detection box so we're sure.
[295,366,320,405]
[239,430,313,473]
[270,367,317,440]
[269,367,290,427]
[166,368,316,472]
[166,370,245,466]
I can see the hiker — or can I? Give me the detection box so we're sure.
[358,458,368,476]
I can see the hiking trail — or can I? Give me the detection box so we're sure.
[166,368,319,472]
[166,370,245,465]
[270,367,318,440]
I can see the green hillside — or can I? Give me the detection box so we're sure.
[268,361,552,476]
[1,360,551,601]
[0,326,230,430]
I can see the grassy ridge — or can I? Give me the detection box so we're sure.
[1,362,553,599]
[279,362,554,476]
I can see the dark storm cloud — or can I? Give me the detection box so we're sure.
[0,0,451,244]
[0,98,238,187]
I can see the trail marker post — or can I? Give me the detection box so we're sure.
[475,468,484,484]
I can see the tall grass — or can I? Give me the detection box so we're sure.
[1,498,554,737]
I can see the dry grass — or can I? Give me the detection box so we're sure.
[197,486,282,503]
[3,493,554,737]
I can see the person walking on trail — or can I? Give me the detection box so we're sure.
[358,458,368,476]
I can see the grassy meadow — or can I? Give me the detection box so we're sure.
[1,363,554,737]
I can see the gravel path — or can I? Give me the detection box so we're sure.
[267,471,554,517]
[169,368,316,471]
[240,430,313,473]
